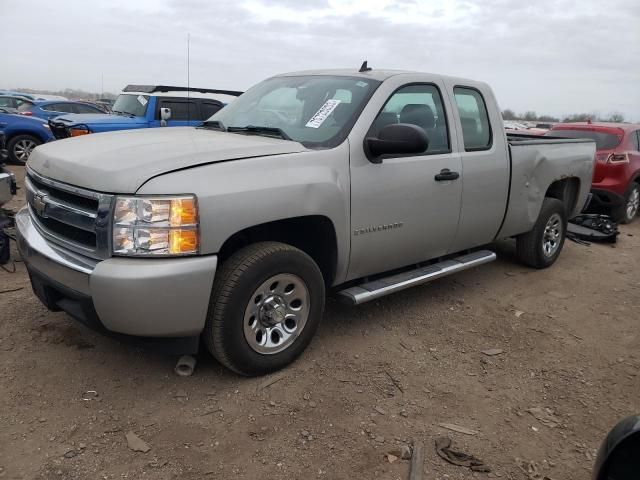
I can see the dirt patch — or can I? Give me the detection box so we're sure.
[1,164,639,479]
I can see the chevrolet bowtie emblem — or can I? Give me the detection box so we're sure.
[33,193,47,217]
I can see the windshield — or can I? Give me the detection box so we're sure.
[208,75,381,148]
[546,129,622,150]
[112,94,149,117]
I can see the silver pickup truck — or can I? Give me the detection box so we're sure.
[16,67,596,375]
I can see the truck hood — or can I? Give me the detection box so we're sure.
[28,127,308,193]
[53,113,146,127]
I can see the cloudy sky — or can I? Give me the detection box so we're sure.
[2,0,639,120]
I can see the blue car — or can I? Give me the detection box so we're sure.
[48,85,242,139]
[17,99,104,120]
[0,94,33,110]
[0,112,54,165]
[0,90,37,100]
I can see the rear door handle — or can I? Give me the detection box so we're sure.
[434,169,460,181]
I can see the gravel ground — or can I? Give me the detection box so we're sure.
[1,165,638,479]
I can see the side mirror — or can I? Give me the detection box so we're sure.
[593,415,640,480]
[364,123,428,163]
[160,107,172,126]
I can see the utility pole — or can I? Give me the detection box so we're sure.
[187,33,191,122]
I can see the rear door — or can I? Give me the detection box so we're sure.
[446,84,510,252]
[347,79,463,280]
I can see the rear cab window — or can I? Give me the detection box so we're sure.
[369,84,450,154]
[453,87,492,151]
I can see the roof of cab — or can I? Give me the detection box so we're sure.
[275,68,488,88]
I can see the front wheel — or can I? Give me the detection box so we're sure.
[7,134,41,165]
[516,198,567,269]
[611,183,639,224]
[203,242,325,376]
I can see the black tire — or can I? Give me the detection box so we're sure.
[611,183,639,224]
[7,134,41,165]
[203,242,325,376]
[516,198,567,269]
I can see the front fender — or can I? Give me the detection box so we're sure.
[137,141,351,283]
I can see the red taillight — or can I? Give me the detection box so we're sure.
[20,111,32,116]
[607,153,629,164]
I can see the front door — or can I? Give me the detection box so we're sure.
[347,83,462,280]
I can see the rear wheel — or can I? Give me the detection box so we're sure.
[203,242,325,376]
[611,183,639,224]
[7,134,41,165]
[516,198,567,269]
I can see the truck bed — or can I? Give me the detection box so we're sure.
[498,133,596,238]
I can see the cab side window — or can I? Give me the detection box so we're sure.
[42,103,66,112]
[453,87,492,151]
[157,99,198,121]
[74,104,101,114]
[370,84,450,154]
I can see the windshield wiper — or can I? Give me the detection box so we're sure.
[201,120,226,131]
[227,125,291,141]
[112,110,135,117]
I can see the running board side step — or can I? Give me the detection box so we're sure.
[337,250,496,305]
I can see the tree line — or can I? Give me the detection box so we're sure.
[501,109,625,123]
[10,87,117,101]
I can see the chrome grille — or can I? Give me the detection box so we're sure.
[25,167,114,259]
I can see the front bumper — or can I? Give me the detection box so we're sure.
[16,207,217,338]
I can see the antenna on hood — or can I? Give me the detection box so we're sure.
[359,60,372,73]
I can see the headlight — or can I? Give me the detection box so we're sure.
[69,125,91,137]
[112,195,199,256]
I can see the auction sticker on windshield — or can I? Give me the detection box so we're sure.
[137,95,148,106]
[305,99,341,128]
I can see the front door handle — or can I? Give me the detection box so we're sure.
[434,169,460,181]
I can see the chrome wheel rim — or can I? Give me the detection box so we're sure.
[243,273,310,355]
[14,139,37,162]
[542,213,562,257]
[626,187,639,220]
